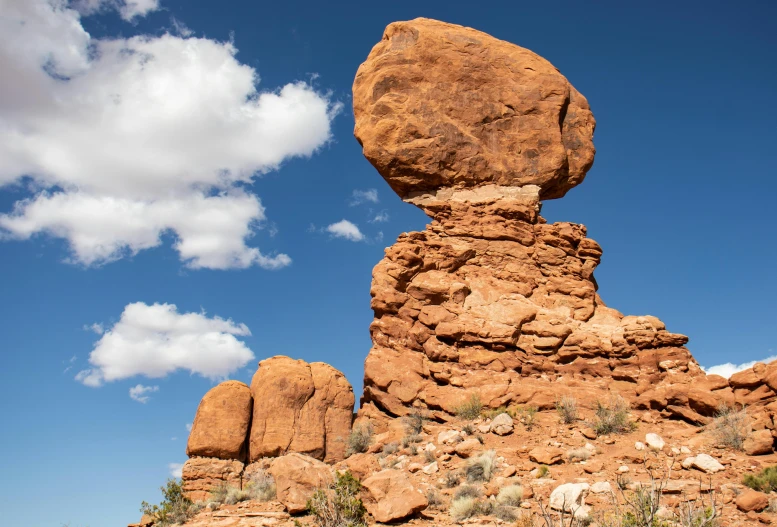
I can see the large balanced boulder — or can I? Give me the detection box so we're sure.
[249,356,354,463]
[353,18,595,201]
[186,380,252,460]
[352,19,748,428]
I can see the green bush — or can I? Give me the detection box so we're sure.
[743,465,777,493]
[455,394,483,420]
[306,471,367,527]
[140,478,199,526]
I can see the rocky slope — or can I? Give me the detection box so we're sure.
[136,17,777,527]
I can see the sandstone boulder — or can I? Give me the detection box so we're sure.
[645,433,665,452]
[181,457,244,503]
[249,356,354,463]
[744,429,774,456]
[691,454,724,474]
[186,380,252,460]
[361,469,428,522]
[268,453,333,514]
[354,18,595,202]
[490,412,514,435]
[529,446,565,465]
[736,489,769,512]
[549,483,590,518]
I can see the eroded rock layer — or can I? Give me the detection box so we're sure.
[354,18,774,429]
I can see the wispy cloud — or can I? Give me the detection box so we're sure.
[326,220,364,242]
[169,462,185,478]
[703,352,777,378]
[349,189,379,206]
[370,211,389,223]
[129,384,159,403]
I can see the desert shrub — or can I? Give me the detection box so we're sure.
[591,395,635,435]
[453,484,482,501]
[462,423,475,435]
[465,450,497,482]
[556,396,579,424]
[426,488,445,510]
[401,433,422,448]
[496,484,523,507]
[710,404,750,450]
[450,497,478,521]
[403,410,426,435]
[245,468,276,501]
[424,449,436,463]
[455,393,483,420]
[381,442,398,456]
[518,406,539,431]
[306,471,367,527]
[535,465,549,479]
[494,504,518,522]
[141,478,200,527]
[568,447,591,462]
[346,423,373,456]
[444,471,461,488]
[408,444,418,456]
[743,465,777,492]
[482,406,516,419]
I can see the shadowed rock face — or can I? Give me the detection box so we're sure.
[354,18,739,426]
[353,18,596,202]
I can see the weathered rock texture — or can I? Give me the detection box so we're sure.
[354,18,777,434]
[182,356,353,501]
[186,380,252,460]
[353,18,595,201]
[249,356,355,463]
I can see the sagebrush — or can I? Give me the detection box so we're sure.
[306,471,367,527]
[140,478,199,527]
[710,404,750,450]
[346,423,373,456]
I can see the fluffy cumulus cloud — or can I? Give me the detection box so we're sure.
[129,384,159,403]
[326,220,364,242]
[704,354,777,379]
[0,0,339,269]
[76,302,255,386]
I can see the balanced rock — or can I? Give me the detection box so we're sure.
[249,356,354,463]
[186,380,252,460]
[355,18,723,428]
[353,18,595,201]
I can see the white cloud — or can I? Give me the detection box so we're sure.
[0,0,339,270]
[129,383,159,403]
[326,220,364,242]
[76,302,255,386]
[169,462,184,478]
[349,189,379,206]
[704,354,777,379]
[84,323,104,334]
[75,0,160,21]
[370,211,389,223]
[186,423,192,432]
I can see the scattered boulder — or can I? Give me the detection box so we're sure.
[549,483,590,518]
[490,413,514,435]
[438,430,461,444]
[361,469,428,522]
[590,481,612,494]
[186,380,252,461]
[736,489,769,512]
[691,454,725,474]
[529,446,565,465]
[268,453,333,514]
[744,429,774,456]
[249,356,354,463]
[645,433,665,451]
[454,438,481,458]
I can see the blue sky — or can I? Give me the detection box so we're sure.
[0,1,775,525]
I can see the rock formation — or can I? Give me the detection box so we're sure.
[353,18,772,429]
[181,356,353,501]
